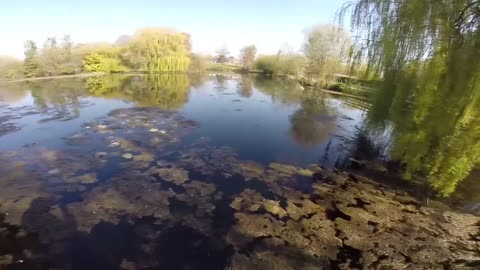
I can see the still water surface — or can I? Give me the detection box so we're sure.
[0,75,366,166]
[0,74,477,270]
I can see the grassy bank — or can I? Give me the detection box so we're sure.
[0,72,106,85]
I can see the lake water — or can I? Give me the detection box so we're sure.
[0,75,372,167]
[0,74,478,270]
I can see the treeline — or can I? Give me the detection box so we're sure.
[1,24,354,84]
[2,28,200,79]
[252,24,352,86]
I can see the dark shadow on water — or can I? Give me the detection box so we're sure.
[18,197,236,270]
[10,170,335,270]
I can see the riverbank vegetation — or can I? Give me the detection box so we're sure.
[340,0,480,196]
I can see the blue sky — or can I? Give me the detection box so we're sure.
[0,0,347,58]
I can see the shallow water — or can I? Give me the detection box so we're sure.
[0,75,365,166]
[0,74,478,270]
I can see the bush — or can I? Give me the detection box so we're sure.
[255,54,305,76]
[82,53,126,73]
[254,55,279,75]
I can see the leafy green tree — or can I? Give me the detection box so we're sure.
[0,56,23,79]
[239,45,257,71]
[343,0,480,195]
[254,55,278,75]
[255,52,305,76]
[82,53,125,73]
[189,53,208,72]
[23,40,39,77]
[125,28,191,72]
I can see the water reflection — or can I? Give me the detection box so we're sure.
[289,90,336,146]
[0,83,29,105]
[237,75,253,98]
[2,74,477,197]
[253,77,303,105]
[0,75,479,269]
[86,74,193,109]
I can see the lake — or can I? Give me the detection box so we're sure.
[0,74,478,270]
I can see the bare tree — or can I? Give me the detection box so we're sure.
[303,24,351,83]
[239,45,257,71]
[215,45,229,63]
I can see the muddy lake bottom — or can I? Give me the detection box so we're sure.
[0,75,479,269]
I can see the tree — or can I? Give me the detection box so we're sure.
[0,56,23,79]
[189,53,208,72]
[254,55,278,75]
[39,37,62,75]
[254,52,305,76]
[125,28,191,72]
[23,40,39,77]
[61,35,73,61]
[239,45,257,71]
[341,0,480,195]
[215,45,229,63]
[302,24,351,83]
[82,53,125,73]
[276,49,306,77]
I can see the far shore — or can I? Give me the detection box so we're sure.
[0,72,107,85]
[0,71,370,100]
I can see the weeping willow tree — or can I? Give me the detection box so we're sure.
[340,0,480,195]
[125,28,191,72]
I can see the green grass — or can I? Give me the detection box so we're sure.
[206,63,243,73]
[325,81,378,98]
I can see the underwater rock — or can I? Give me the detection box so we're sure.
[95,152,108,159]
[122,153,133,159]
[65,173,97,184]
[232,160,265,180]
[348,158,366,169]
[184,181,216,197]
[108,141,120,147]
[47,168,60,175]
[263,200,288,218]
[268,163,299,176]
[147,167,189,185]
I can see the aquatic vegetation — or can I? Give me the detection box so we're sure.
[0,106,477,269]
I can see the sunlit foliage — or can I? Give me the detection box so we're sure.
[255,53,306,77]
[125,28,191,72]
[82,53,126,73]
[0,56,23,79]
[23,40,39,78]
[342,0,480,195]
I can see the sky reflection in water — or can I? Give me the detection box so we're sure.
[0,75,478,270]
[0,75,365,167]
